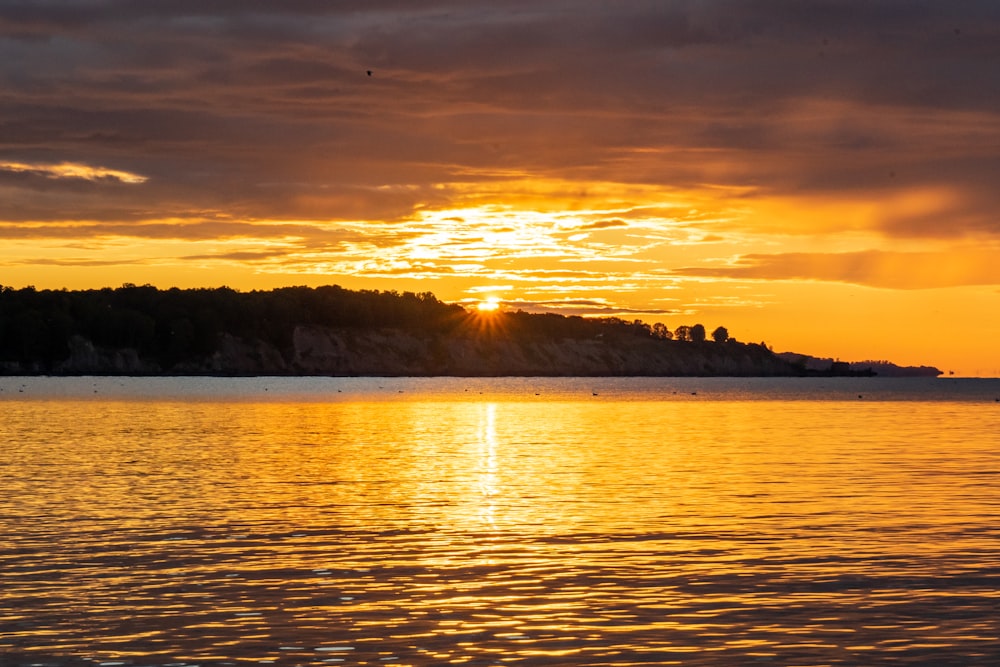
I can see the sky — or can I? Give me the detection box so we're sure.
[2,1,999,375]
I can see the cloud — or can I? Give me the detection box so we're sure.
[2,0,1000,302]
[0,161,147,183]
[580,218,629,230]
[3,3,997,201]
[0,220,363,240]
[10,256,148,267]
[501,298,677,318]
[676,249,1000,289]
[179,249,310,263]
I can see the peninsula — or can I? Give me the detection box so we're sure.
[0,285,940,377]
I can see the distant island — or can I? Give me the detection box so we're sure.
[0,284,941,377]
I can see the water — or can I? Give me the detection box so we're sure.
[2,376,999,666]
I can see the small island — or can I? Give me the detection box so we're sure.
[0,284,941,377]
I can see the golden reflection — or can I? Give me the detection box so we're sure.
[3,385,1000,664]
[477,403,499,530]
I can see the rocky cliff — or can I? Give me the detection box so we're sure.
[1,285,931,377]
[33,325,799,377]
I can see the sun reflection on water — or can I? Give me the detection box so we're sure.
[477,403,499,531]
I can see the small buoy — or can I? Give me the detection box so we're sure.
[858,394,863,399]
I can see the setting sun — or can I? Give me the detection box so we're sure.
[476,297,501,313]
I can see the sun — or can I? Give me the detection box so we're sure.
[464,296,507,338]
[476,297,501,312]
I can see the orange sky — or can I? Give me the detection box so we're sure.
[1,2,999,375]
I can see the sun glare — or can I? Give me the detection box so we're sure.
[476,297,501,312]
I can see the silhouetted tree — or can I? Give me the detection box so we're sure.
[652,322,672,339]
[674,325,691,341]
[690,323,706,343]
[711,326,729,343]
[631,319,652,337]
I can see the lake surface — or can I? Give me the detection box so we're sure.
[2,376,1000,666]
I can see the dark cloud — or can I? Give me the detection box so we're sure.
[503,299,676,317]
[581,219,629,230]
[0,221,422,252]
[676,249,1000,289]
[10,256,147,267]
[1,1,999,239]
[180,249,312,263]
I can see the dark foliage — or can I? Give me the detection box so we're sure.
[0,284,465,369]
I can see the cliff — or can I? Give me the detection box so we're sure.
[36,325,799,377]
[4,284,920,377]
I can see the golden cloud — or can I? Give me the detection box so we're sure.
[0,161,147,184]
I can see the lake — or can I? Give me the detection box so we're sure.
[2,376,999,665]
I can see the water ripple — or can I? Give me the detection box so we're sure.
[2,378,999,665]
